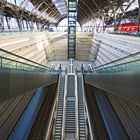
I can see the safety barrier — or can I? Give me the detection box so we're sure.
[88,51,140,73]
[0,48,57,73]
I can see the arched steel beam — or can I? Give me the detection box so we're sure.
[79,0,95,16]
[55,15,67,27]
[77,4,92,20]
[77,10,89,25]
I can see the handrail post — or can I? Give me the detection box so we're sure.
[0,57,2,67]
[16,62,17,69]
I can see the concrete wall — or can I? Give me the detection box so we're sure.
[0,68,58,102]
[0,32,93,61]
[47,32,68,60]
[0,32,49,65]
[92,33,140,67]
[76,32,93,60]
[48,32,93,60]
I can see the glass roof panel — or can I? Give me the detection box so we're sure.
[52,0,67,15]
[6,0,57,22]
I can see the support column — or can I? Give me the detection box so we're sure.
[36,21,39,30]
[68,0,77,59]
[16,17,22,31]
[28,20,32,30]
[6,16,11,31]
[138,0,140,33]
[22,20,25,30]
[26,20,29,30]
[113,12,117,32]
[0,0,5,32]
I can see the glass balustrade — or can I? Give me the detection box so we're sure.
[0,49,57,74]
[88,51,140,74]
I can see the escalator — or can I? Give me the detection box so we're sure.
[54,74,65,139]
[85,51,140,106]
[0,48,58,103]
[2,51,140,140]
[53,70,87,140]
[84,52,140,140]
[77,74,87,140]
[27,83,57,140]
[0,49,58,139]
[64,75,77,139]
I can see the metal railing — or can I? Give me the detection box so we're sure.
[0,48,57,73]
[0,30,45,36]
[110,31,140,37]
[89,51,140,74]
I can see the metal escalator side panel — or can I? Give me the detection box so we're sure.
[54,75,65,140]
[77,74,87,140]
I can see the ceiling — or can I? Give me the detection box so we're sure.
[2,0,139,26]
[30,0,138,25]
